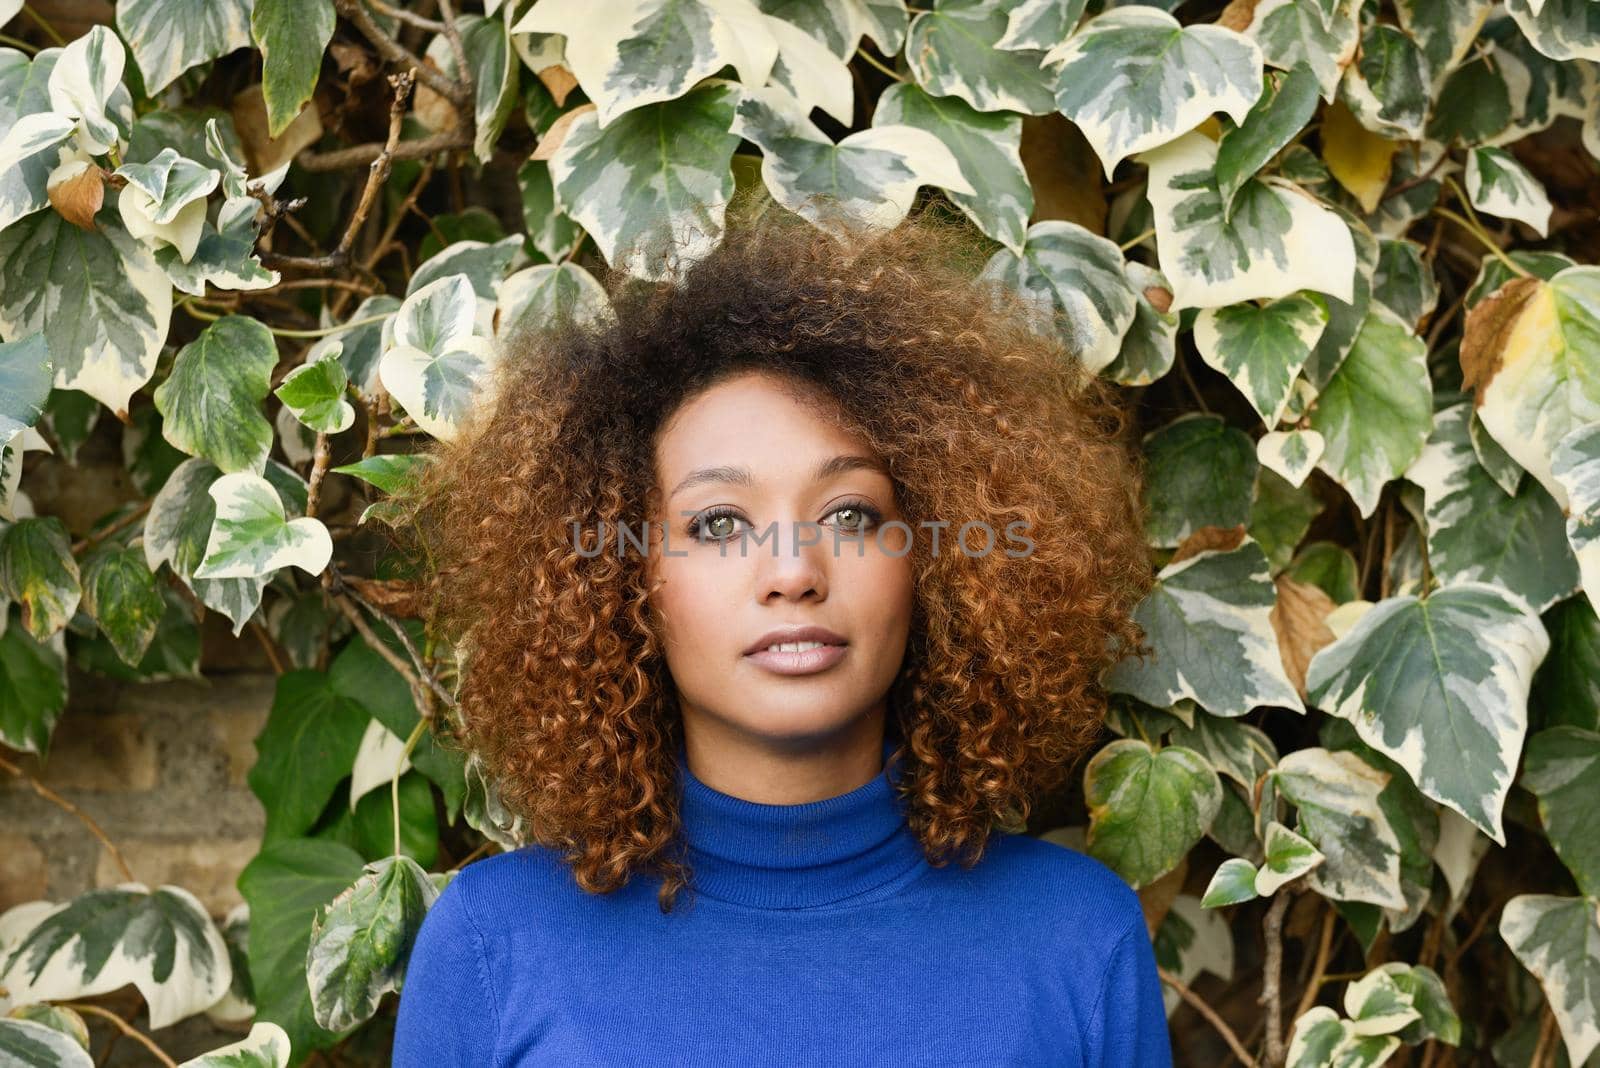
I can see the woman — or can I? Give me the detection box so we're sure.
[390,201,1170,1066]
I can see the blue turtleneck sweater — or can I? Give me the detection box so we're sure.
[392,736,1173,1066]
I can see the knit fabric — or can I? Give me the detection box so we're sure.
[393,734,1173,1066]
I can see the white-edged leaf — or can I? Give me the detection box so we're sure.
[305,856,438,1032]
[1196,294,1327,425]
[1256,819,1325,896]
[193,471,333,581]
[1103,261,1178,385]
[995,0,1087,51]
[1553,422,1600,618]
[763,13,853,125]
[142,457,270,636]
[1240,0,1359,103]
[0,1018,94,1068]
[1465,146,1553,237]
[177,1021,291,1068]
[1272,747,1407,910]
[1202,857,1261,907]
[496,262,613,339]
[1343,966,1422,1036]
[348,717,413,811]
[1506,0,1600,63]
[153,315,278,475]
[116,0,253,96]
[275,349,355,436]
[46,25,126,155]
[1499,894,1600,1068]
[906,0,1055,114]
[1258,430,1325,488]
[0,112,75,175]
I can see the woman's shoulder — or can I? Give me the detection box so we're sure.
[966,830,1147,947]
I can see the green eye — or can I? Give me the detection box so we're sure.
[707,514,735,538]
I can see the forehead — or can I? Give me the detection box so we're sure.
[654,372,874,481]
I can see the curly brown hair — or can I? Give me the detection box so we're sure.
[391,197,1151,913]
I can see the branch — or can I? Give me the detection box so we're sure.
[64,1003,177,1068]
[1259,889,1295,1067]
[0,754,135,881]
[293,128,473,173]
[333,0,469,107]
[1293,902,1337,1023]
[1159,967,1259,1068]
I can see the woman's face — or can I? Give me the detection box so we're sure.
[646,370,914,758]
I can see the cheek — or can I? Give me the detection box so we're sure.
[649,552,739,652]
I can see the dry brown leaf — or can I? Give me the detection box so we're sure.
[531,102,597,162]
[1170,524,1248,565]
[538,65,580,109]
[48,161,104,230]
[342,576,424,617]
[1020,112,1106,235]
[231,83,324,177]
[412,56,460,135]
[1216,0,1259,32]
[1143,285,1174,315]
[1137,856,1187,939]
[1460,275,1541,402]
[1271,576,1336,699]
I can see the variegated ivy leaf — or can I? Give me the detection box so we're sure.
[142,457,270,636]
[1271,747,1408,910]
[1427,45,1523,145]
[1142,414,1258,548]
[379,275,500,444]
[0,884,230,1029]
[1286,1006,1401,1068]
[1467,243,1574,309]
[905,0,1054,114]
[177,1021,292,1068]
[1506,0,1600,63]
[0,204,172,420]
[463,750,528,849]
[874,83,1031,254]
[113,147,220,232]
[1043,7,1262,178]
[0,516,80,642]
[1372,238,1439,331]
[154,315,278,475]
[193,471,333,581]
[1394,0,1491,81]
[1306,582,1549,845]
[1240,0,1360,103]
[1522,726,1600,897]
[1465,146,1553,237]
[549,83,742,281]
[752,0,864,60]
[1082,738,1222,889]
[1465,266,1600,510]
[205,116,289,202]
[994,0,1087,50]
[0,332,51,443]
[116,0,253,96]
[1258,430,1325,488]
[80,544,164,668]
[734,84,972,235]
[409,236,524,318]
[1339,22,1430,141]
[1202,857,1259,907]
[1256,820,1325,896]
[306,295,399,397]
[275,350,355,436]
[511,0,777,127]
[0,112,76,177]
[306,856,439,1032]
[1215,63,1321,213]
[977,220,1136,374]
[1343,966,1422,1036]
[1499,894,1600,1067]
[1195,294,1327,426]
[46,25,127,156]
[1553,423,1600,616]
[159,195,280,297]
[1169,707,1279,791]
[0,1018,93,1068]
[853,0,910,54]
[1154,894,1235,1016]
[348,717,413,811]
[423,13,518,163]
[1107,539,1305,717]
[497,263,614,340]
[763,13,853,125]
[1405,404,1578,612]
[252,0,335,140]
[1142,131,1356,311]
[1492,20,1593,141]
[1103,261,1177,386]
[1307,306,1432,517]
[0,48,64,233]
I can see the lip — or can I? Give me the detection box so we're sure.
[742,625,848,656]
[742,625,849,676]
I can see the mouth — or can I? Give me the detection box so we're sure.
[742,627,849,676]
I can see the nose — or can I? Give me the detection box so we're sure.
[755,518,828,603]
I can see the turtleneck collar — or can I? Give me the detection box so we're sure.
[674,733,929,910]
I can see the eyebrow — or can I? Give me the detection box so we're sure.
[667,454,889,501]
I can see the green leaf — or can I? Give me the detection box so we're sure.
[142,457,270,636]
[1239,0,1359,102]
[1466,146,1552,237]
[1083,738,1223,888]
[275,350,355,435]
[193,471,333,581]
[978,220,1138,374]
[329,454,432,497]
[1340,22,1430,141]
[116,0,253,95]
[238,838,367,1059]
[0,1019,93,1068]
[1195,294,1327,425]
[1257,819,1324,895]
[1108,539,1305,717]
[0,515,80,641]
[154,315,278,474]
[0,206,172,419]
[0,884,230,1029]
[306,295,401,397]
[1307,582,1549,845]
[1505,0,1600,63]
[1308,305,1433,517]
[1534,596,1600,732]
[1271,747,1408,910]
[1406,404,1579,612]
[874,82,1032,254]
[1522,727,1600,897]
[1143,414,1258,548]
[0,602,66,755]
[80,544,165,668]
[1202,857,1259,907]
[1142,131,1356,310]
[1287,542,1360,603]
[252,0,335,138]
[497,262,614,340]
[1343,965,1422,1036]
[1427,47,1514,144]
[1103,262,1178,386]
[306,855,439,1032]
[906,0,1055,114]
[1044,7,1262,178]
[1499,894,1600,1067]
[1372,238,1439,331]
[248,669,372,843]
[1215,64,1321,211]
[351,769,439,867]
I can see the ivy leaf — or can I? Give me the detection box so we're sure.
[1343,966,1422,1036]
[1142,414,1258,548]
[1142,131,1356,310]
[378,274,500,444]
[1103,262,1178,385]
[1308,306,1433,518]
[1083,738,1222,888]
[1256,820,1325,895]
[1215,63,1321,212]
[251,0,334,138]
[1427,47,1515,144]
[1238,0,1359,103]
[1505,0,1600,63]
[1405,404,1579,612]
[0,49,61,233]
[1043,7,1262,178]
[1553,422,1600,617]
[80,544,165,668]
[1107,539,1305,717]
[306,856,439,1032]
[1465,146,1553,237]
[248,670,371,843]
[1195,293,1327,426]
[1339,23,1430,141]
[116,0,253,96]
[0,1018,94,1068]
[192,471,332,581]
[275,350,355,436]
[178,1022,292,1068]
[425,13,519,164]
[1258,429,1325,488]
[1306,582,1549,845]
[1271,747,1408,910]
[995,0,1088,50]
[0,515,80,641]
[1202,857,1259,907]
[1372,238,1440,330]
[46,25,129,155]
[154,315,278,475]
[142,457,270,636]
[1169,707,1280,791]
[0,602,67,755]
[497,262,613,340]
[1522,727,1600,897]
[1499,894,1600,1067]
[1394,0,1491,80]
[905,0,1055,114]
